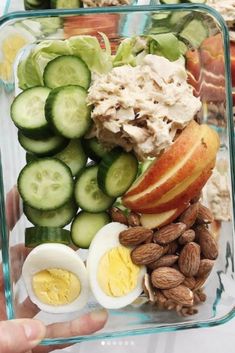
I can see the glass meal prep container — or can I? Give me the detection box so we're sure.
[0,4,234,346]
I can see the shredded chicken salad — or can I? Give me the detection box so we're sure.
[87,54,201,160]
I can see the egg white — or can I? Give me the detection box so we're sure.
[87,222,146,309]
[22,243,89,314]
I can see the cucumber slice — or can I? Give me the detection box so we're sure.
[71,211,110,248]
[179,19,208,48]
[43,56,91,90]
[98,149,138,198]
[55,139,87,176]
[160,0,180,3]
[50,0,81,8]
[19,131,68,157]
[11,87,51,138]
[26,153,38,164]
[45,85,91,139]
[74,164,114,213]
[25,227,71,248]
[152,13,170,21]
[24,200,77,227]
[82,137,108,162]
[18,158,73,211]
[24,0,50,9]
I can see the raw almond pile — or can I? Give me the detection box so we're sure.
[110,201,218,316]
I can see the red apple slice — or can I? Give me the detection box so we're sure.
[140,204,188,229]
[131,160,214,213]
[123,124,219,209]
[124,120,202,198]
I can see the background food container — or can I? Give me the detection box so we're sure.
[0,4,234,347]
[2,0,155,14]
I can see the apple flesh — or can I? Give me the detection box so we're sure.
[140,204,189,229]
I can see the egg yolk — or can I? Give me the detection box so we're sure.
[32,268,81,306]
[0,35,27,81]
[97,246,140,297]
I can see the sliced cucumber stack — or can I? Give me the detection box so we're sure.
[98,149,138,198]
[18,158,73,211]
[24,200,77,227]
[55,139,87,176]
[25,227,71,248]
[11,87,51,138]
[74,164,114,213]
[45,85,91,139]
[19,131,68,157]
[43,56,91,90]
[71,211,110,248]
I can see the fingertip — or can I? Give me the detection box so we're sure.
[18,319,46,344]
[90,309,108,324]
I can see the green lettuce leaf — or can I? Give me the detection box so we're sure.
[17,52,41,90]
[148,33,181,61]
[68,35,112,74]
[113,38,137,67]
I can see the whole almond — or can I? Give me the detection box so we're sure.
[153,222,186,245]
[196,259,215,278]
[148,255,179,270]
[151,267,185,289]
[110,207,128,224]
[131,243,164,265]
[194,276,207,291]
[179,242,200,277]
[197,203,214,224]
[119,226,153,246]
[179,203,199,229]
[144,233,154,244]
[196,289,207,302]
[127,212,140,227]
[163,285,194,307]
[197,225,218,260]
[178,229,195,245]
[154,290,167,308]
[166,240,179,255]
[183,277,196,290]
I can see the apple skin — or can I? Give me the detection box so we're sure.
[140,204,189,229]
[124,120,201,198]
[123,124,219,210]
[130,159,214,214]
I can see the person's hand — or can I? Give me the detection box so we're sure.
[0,187,108,353]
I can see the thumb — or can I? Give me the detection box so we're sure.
[0,319,46,353]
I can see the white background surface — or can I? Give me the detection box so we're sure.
[1,1,235,352]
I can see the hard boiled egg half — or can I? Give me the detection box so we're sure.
[87,222,146,309]
[22,243,89,314]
